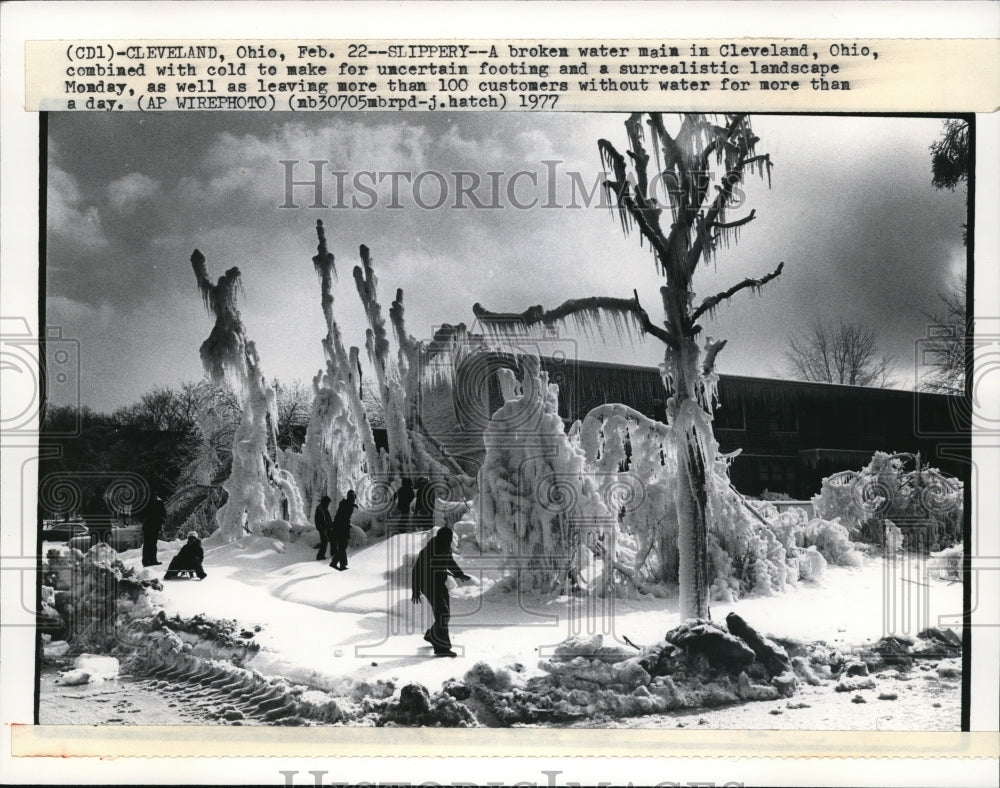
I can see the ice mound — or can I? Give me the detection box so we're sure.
[59,654,120,685]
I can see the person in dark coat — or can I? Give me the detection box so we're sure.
[314,494,333,560]
[411,526,470,657]
[164,532,206,580]
[411,477,434,531]
[141,493,167,567]
[329,490,357,571]
[392,478,415,533]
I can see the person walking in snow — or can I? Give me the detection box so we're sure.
[141,492,166,567]
[164,531,207,580]
[411,526,471,657]
[412,477,434,531]
[391,478,415,533]
[314,494,334,560]
[329,490,358,571]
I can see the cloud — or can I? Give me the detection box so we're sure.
[107,172,159,214]
[47,165,108,255]
[45,113,968,410]
[174,118,436,213]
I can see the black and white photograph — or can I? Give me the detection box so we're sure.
[36,109,972,730]
[2,2,999,786]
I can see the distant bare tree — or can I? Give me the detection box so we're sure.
[112,384,199,433]
[172,382,241,488]
[922,120,969,395]
[785,318,895,388]
[360,379,385,427]
[920,273,967,395]
[272,379,311,450]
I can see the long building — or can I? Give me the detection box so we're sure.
[376,352,967,499]
[532,356,968,498]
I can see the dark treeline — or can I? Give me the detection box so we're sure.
[39,380,313,537]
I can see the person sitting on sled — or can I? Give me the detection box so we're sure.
[411,526,471,657]
[164,531,207,580]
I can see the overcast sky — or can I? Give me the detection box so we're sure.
[46,112,967,412]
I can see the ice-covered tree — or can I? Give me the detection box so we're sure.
[474,113,783,620]
[578,403,677,585]
[286,222,473,520]
[476,356,612,592]
[191,250,306,541]
[354,246,413,477]
[284,222,381,515]
[351,242,475,484]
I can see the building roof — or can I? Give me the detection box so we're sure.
[536,355,960,404]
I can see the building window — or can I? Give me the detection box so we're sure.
[715,398,745,429]
[768,402,797,432]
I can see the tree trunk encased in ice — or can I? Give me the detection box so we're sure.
[474,114,784,619]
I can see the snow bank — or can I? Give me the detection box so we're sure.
[101,526,965,727]
[41,543,162,651]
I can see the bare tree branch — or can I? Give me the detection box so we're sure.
[473,294,677,348]
[711,209,756,231]
[685,157,768,275]
[598,138,674,265]
[931,119,970,191]
[696,114,746,174]
[690,262,784,324]
[702,338,728,376]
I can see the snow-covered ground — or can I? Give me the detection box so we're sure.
[118,530,962,710]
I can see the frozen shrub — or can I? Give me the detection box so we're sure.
[812,472,872,535]
[812,452,963,551]
[798,518,862,567]
[463,661,512,691]
[348,524,368,548]
[794,545,827,582]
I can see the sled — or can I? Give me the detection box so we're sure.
[164,570,205,580]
